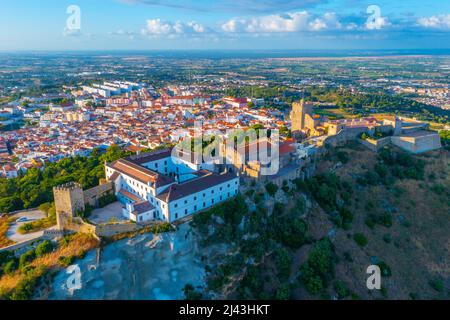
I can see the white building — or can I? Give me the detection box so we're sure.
[2,164,18,179]
[105,148,239,223]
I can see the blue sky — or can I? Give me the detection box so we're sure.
[0,0,449,51]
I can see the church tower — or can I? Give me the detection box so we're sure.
[291,99,313,132]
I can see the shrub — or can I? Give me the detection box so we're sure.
[274,248,292,280]
[9,266,47,300]
[183,283,203,300]
[304,275,324,295]
[35,240,54,257]
[300,238,335,295]
[353,233,368,247]
[265,182,278,197]
[98,192,117,208]
[365,215,375,229]
[275,283,291,300]
[58,255,74,267]
[0,251,14,266]
[334,281,349,299]
[377,261,392,277]
[19,249,36,269]
[337,151,349,164]
[429,278,444,292]
[378,212,393,227]
[3,259,18,275]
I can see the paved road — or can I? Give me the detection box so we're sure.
[7,210,46,243]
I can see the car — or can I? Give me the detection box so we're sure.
[16,217,28,223]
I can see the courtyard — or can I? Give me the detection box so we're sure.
[89,201,127,225]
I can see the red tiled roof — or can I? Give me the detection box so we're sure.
[118,189,142,202]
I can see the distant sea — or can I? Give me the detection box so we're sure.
[1,49,450,59]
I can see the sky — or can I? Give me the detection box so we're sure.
[0,0,449,51]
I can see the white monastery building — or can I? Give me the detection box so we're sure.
[105,149,239,223]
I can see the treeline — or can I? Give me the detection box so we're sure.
[0,145,131,213]
[214,84,449,124]
[306,87,450,124]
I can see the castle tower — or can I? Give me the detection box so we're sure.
[53,182,85,230]
[291,99,313,132]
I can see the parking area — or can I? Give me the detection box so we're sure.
[90,201,127,225]
[7,209,47,243]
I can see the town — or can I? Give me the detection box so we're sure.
[0,53,449,303]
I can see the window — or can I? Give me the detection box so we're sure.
[155,163,158,168]
[227,192,230,197]
[211,190,214,194]
[185,209,188,215]
[184,200,188,204]
[220,187,223,191]
[203,193,206,197]
[174,203,178,208]
[212,199,215,204]
[194,205,197,211]
[194,196,197,201]
[203,202,206,207]
[175,213,178,219]
[164,160,167,165]
[220,196,223,201]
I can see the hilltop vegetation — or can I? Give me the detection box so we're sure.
[191,142,449,300]
[0,145,131,213]
[0,233,99,300]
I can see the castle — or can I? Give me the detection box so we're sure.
[53,181,114,231]
[290,100,442,154]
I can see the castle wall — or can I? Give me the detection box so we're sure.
[53,183,85,217]
[358,136,391,152]
[96,223,140,237]
[83,182,114,207]
[391,134,442,154]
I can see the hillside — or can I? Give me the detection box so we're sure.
[308,142,449,299]
[190,142,449,300]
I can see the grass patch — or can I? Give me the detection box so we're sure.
[18,218,56,235]
[0,216,15,248]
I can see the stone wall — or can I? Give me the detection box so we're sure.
[358,137,391,152]
[0,236,45,253]
[391,133,442,154]
[83,182,114,207]
[96,222,140,237]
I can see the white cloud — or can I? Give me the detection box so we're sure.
[141,19,205,36]
[220,11,347,33]
[417,14,450,29]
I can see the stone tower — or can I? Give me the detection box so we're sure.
[291,99,313,132]
[53,182,85,230]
